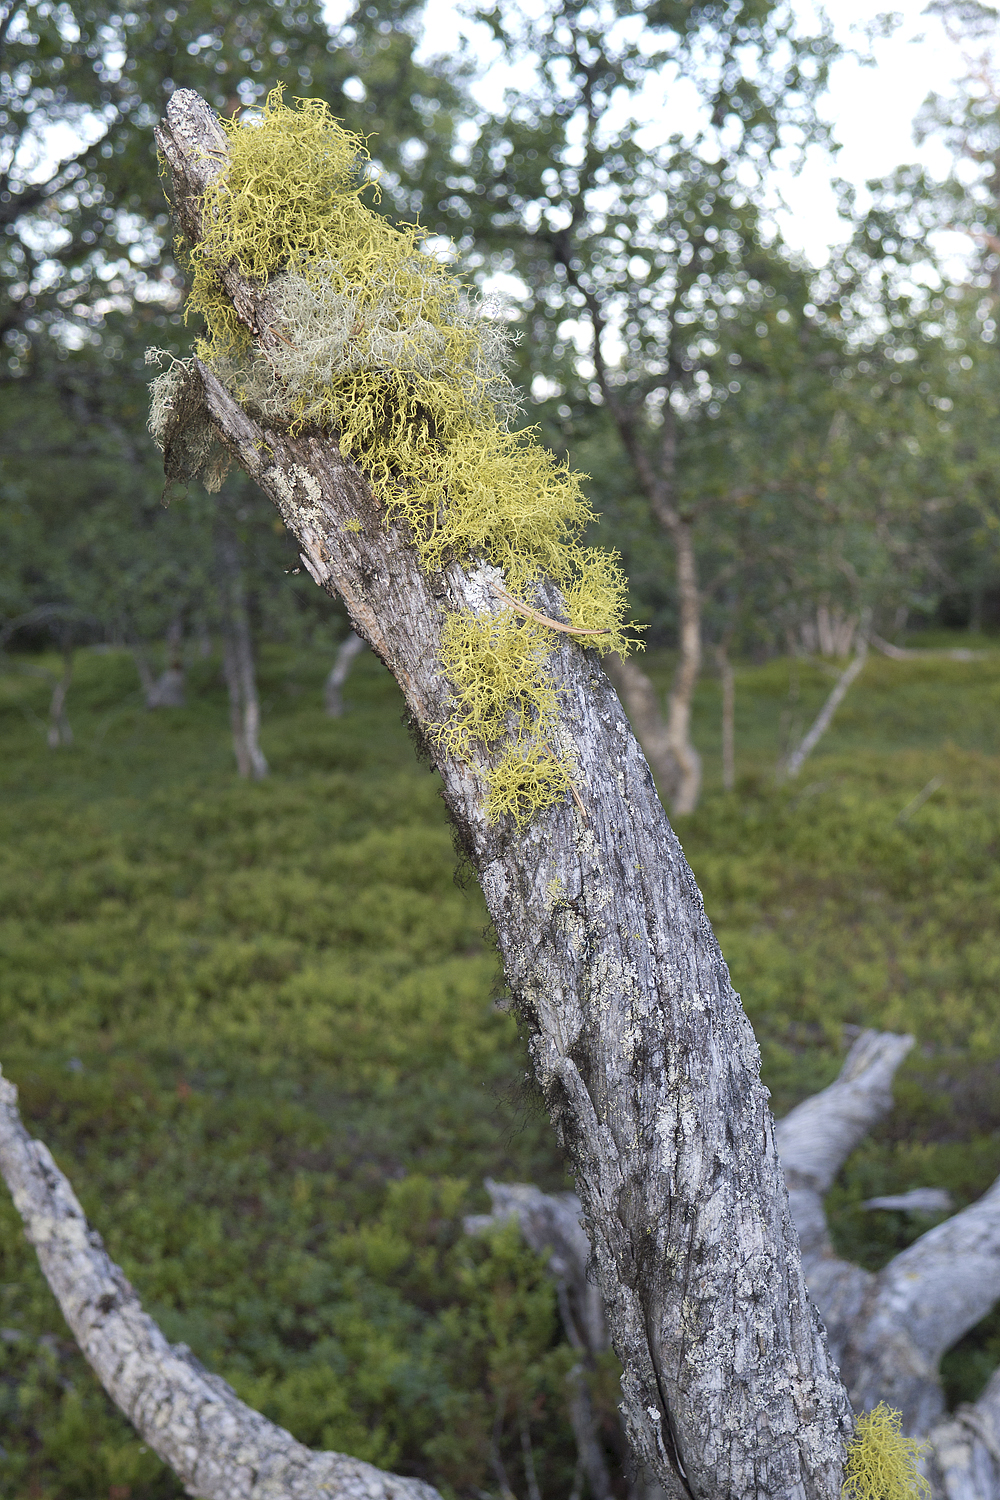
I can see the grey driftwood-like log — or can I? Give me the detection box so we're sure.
[476,1031,1000,1500]
[149,86,855,1500]
[0,1065,442,1500]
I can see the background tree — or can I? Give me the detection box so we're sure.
[427,0,839,811]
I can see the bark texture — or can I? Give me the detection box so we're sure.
[603,653,679,804]
[0,1066,442,1500]
[477,1031,1000,1500]
[145,87,859,1500]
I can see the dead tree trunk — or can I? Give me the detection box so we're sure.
[147,613,187,708]
[146,87,853,1500]
[46,640,74,747]
[475,1031,1000,1498]
[215,510,268,780]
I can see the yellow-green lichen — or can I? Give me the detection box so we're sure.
[155,87,636,827]
[842,1405,930,1500]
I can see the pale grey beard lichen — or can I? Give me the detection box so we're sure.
[146,348,234,494]
[146,256,520,493]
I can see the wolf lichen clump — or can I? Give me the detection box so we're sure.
[841,1405,930,1500]
[150,88,634,827]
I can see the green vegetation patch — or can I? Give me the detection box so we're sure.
[2,642,1000,1495]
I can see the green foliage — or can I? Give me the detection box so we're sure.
[842,1405,929,1500]
[2,639,1000,1495]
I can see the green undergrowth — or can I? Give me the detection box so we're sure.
[1,639,1000,1495]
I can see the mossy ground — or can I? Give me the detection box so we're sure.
[1,637,999,1496]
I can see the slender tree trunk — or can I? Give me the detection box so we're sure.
[324,629,366,717]
[715,643,735,792]
[664,519,702,813]
[130,642,156,699]
[46,643,73,747]
[147,612,187,708]
[215,512,268,780]
[80,88,859,1500]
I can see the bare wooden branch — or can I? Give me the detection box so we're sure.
[870,633,989,663]
[783,637,869,779]
[843,1174,1000,1433]
[0,1065,442,1500]
[465,1179,606,1356]
[482,1031,1000,1497]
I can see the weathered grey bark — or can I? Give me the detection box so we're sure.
[603,653,679,805]
[324,630,367,717]
[481,1031,1000,1497]
[148,88,861,1500]
[215,513,268,779]
[466,1180,615,1500]
[0,1065,442,1500]
[775,1031,1000,1482]
[783,637,868,780]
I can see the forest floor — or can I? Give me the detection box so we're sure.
[1,635,999,1499]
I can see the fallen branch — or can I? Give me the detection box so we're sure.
[870,633,989,662]
[783,634,869,779]
[0,1064,441,1500]
[479,1030,1000,1496]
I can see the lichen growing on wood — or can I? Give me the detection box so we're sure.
[842,1405,930,1500]
[150,88,635,825]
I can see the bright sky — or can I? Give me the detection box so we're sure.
[393,0,978,269]
[775,0,973,265]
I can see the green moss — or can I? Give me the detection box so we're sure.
[842,1404,930,1500]
[162,88,635,827]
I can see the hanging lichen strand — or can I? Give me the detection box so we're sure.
[841,1406,930,1500]
[152,89,634,827]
